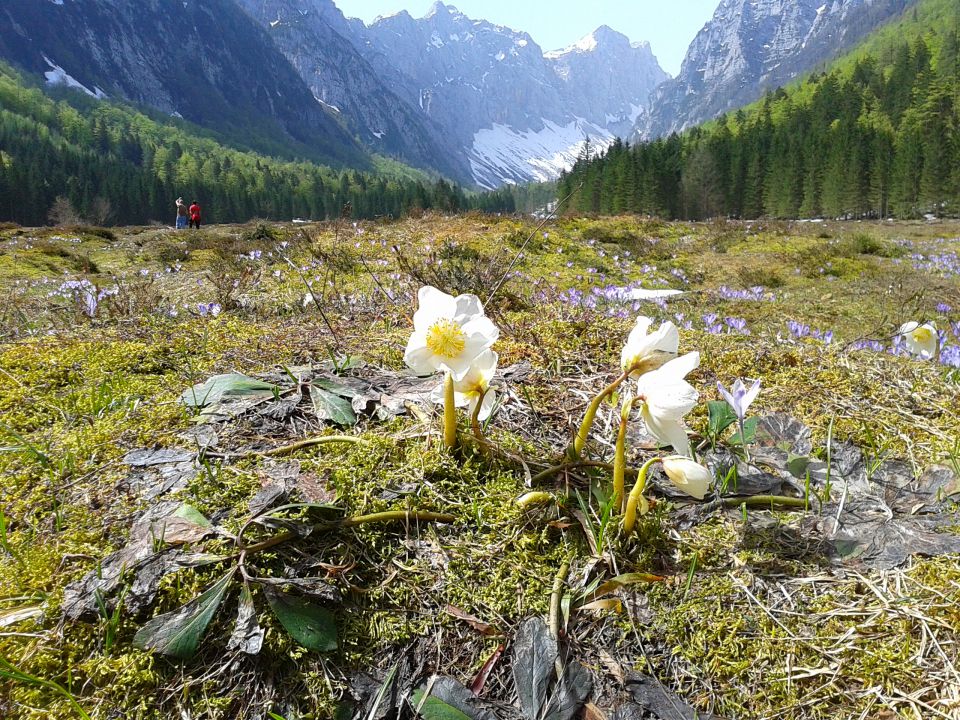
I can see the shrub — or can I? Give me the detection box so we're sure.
[738,265,786,288]
[841,232,903,258]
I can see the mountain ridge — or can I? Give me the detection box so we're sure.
[639,0,916,138]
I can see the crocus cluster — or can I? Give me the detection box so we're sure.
[404,286,499,446]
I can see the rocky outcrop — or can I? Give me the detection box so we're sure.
[233,0,472,182]
[354,2,667,187]
[0,0,366,167]
[639,0,914,138]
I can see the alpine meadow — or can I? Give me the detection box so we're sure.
[1,1,960,720]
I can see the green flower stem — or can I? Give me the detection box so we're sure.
[443,372,458,449]
[529,460,636,485]
[334,509,457,528]
[239,510,457,555]
[623,457,661,535]
[548,558,570,640]
[612,406,630,513]
[471,388,487,442]
[738,418,751,463]
[569,369,630,459]
[721,495,810,510]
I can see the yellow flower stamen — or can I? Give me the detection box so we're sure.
[912,327,934,344]
[426,319,466,359]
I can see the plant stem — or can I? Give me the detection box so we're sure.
[548,559,570,640]
[623,457,660,534]
[471,388,486,442]
[334,510,456,528]
[739,418,751,463]
[239,510,457,556]
[443,372,457,449]
[721,495,810,510]
[569,370,630,459]
[264,435,365,457]
[529,461,636,485]
[612,407,630,513]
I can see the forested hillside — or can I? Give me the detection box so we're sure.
[0,64,508,226]
[558,0,960,219]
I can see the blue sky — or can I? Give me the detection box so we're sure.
[335,0,719,76]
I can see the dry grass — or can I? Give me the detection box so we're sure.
[0,215,959,719]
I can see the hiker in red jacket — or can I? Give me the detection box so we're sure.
[188,201,202,229]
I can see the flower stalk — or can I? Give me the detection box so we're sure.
[471,387,487,441]
[569,370,629,459]
[612,392,634,512]
[623,456,660,535]
[443,372,457,449]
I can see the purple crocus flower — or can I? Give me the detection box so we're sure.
[718,378,761,422]
[81,288,98,318]
[718,377,761,460]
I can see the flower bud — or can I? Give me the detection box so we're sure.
[661,456,712,500]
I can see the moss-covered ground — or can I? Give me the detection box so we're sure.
[1,215,959,719]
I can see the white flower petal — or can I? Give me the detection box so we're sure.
[642,404,692,458]
[453,350,497,393]
[448,390,472,409]
[648,380,699,421]
[741,378,762,410]
[662,456,711,499]
[453,293,485,321]
[413,286,457,331]
[476,389,497,421]
[461,315,500,345]
[656,351,700,380]
[899,321,919,335]
[440,353,475,381]
[621,317,679,373]
[404,333,438,376]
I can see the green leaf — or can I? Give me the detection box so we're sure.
[707,401,738,439]
[263,587,337,651]
[365,663,399,720]
[181,373,279,409]
[729,417,759,446]
[133,571,234,658]
[172,503,212,528]
[786,453,811,478]
[410,689,473,720]
[313,377,361,399]
[310,386,357,426]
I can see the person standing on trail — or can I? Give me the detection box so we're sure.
[175,197,188,230]
[189,200,202,229]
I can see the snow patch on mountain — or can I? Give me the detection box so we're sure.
[545,32,600,59]
[43,56,106,98]
[469,119,614,190]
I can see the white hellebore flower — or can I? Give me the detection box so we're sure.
[431,349,499,421]
[404,286,499,381]
[621,316,679,377]
[899,321,938,359]
[636,351,700,458]
[662,455,712,500]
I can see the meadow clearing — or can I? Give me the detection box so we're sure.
[1,214,959,719]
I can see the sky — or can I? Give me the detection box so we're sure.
[335,1,719,77]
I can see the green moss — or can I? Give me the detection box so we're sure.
[1,217,959,718]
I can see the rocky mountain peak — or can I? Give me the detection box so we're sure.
[638,0,911,138]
